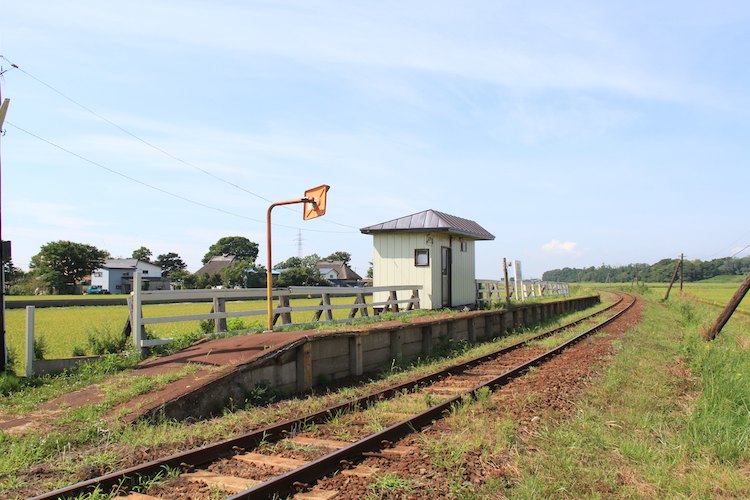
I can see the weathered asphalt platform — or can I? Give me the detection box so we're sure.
[0,296,600,432]
[118,295,600,423]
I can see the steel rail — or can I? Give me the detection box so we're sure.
[231,293,636,499]
[31,294,622,500]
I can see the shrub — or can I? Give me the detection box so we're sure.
[0,372,23,395]
[33,336,48,360]
[226,318,248,331]
[86,325,128,355]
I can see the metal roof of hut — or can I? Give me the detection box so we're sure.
[360,209,495,240]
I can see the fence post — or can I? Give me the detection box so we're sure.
[213,297,227,332]
[278,294,292,325]
[133,271,142,351]
[503,257,511,303]
[322,293,333,321]
[411,288,420,310]
[25,306,35,377]
[349,292,368,318]
[388,290,399,312]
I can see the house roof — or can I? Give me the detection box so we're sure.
[103,258,140,269]
[101,258,161,271]
[315,260,362,281]
[194,255,237,276]
[360,209,495,240]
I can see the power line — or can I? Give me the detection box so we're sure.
[730,243,750,259]
[0,55,359,231]
[6,121,352,234]
[706,229,750,259]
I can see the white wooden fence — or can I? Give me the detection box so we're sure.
[476,280,569,305]
[129,272,421,351]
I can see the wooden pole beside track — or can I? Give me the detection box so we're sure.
[679,253,684,292]
[663,258,682,301]
[704,271,750,341]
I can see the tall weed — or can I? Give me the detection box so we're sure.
[86,325,128,355]
[684,330,750,462]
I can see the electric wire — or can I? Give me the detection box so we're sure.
[0,55,359,231]
[729,243,750,259]
[6,121,351,233]
[705,229,750,260]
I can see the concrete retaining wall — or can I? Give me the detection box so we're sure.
[32,356,102,376]
[146,295,600,422]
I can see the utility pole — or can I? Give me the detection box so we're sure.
[0,72,10,372]
[295,229,303,259]
[502,257,510,303]
[679,253,684,292]
[663,257,681,301]
[704,271,750,341]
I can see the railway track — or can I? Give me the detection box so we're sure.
[33,292,635,499]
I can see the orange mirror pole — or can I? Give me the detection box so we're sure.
[265,186,329,332]
[265,204,275,332]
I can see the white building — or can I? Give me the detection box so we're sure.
[360,209,494,309]
[91,259,168,293]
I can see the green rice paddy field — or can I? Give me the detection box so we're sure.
[645,278,749,315]
[4,295,370,370]
[6,278,747,373]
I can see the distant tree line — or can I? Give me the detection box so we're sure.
[2,235,356,295]
[542,256,750,283]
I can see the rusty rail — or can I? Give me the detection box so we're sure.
[31,293,629,500]
[232,292,635,498]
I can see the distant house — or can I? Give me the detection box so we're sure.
[194,255,237,277]
[315,260,362,287]
[91,259,169,293]
[361,209,494,309]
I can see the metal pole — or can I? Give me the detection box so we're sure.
[0,78,7,372]
[266,205,274,332]
[265,198,312,332]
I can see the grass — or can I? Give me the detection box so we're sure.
[367,472,419,497]
[3,296,382,374]
[0,300,612,497]
[497,291,750,498]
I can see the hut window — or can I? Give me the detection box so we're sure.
[460,241,468,252]
[415,249,430,266]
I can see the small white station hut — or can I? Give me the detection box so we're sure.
[360,209,495,310]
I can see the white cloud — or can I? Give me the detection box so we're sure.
[542,239,579,254]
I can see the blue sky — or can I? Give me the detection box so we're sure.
[1,1,748,279]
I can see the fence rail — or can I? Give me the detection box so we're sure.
[476,280,569,304]
[129,272,421,351]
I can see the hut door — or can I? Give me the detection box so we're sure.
[441,246,452,307]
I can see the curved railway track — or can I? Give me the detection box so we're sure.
[33,292,636,500]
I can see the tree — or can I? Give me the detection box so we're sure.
[275,267,329,287]
[274,253,320,271]
[367,261,373,279]
[2,256,25,293]
[202,236,259,264]
[154,252,187,278]
[222,260,266,288]
[323,251,351,265]
[274,256,302,270]
[30,241,109,293]
[131,246,153,263]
